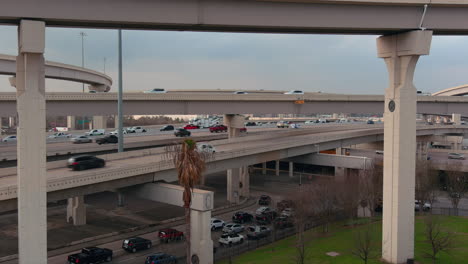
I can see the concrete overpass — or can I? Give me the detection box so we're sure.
[432,84,468,96]
[1,92,468,117]
[0,54,112,92]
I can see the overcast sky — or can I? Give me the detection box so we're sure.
[0,26,467,94]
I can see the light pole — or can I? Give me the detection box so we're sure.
[117,29,124,153]
[79,32,87,93]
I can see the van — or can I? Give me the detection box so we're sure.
[86,129,105,136]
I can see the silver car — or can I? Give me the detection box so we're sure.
[448,153,465,160]
[71,135,93,144]
[222,223,244,234]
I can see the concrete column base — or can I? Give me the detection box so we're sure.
[117,192,125,207]
[190,209,214,264]
[92,115,107,129]
[67,196,86,226]
[289,162,294,177]
[67,116,76,130]
[239,166,250,198]
[275,160,280,176]
[262,162,267,175]
[227,169,240,204]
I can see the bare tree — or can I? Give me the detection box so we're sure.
[310,178,337,233]
[351,223,378,264]
[444,162,468,215]
[289,186,314,264]
[423,215,453,263]
[358,165,383,218]
[336,176,361,224]
[415,158,438,212]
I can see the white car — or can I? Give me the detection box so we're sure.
[415,200,431,211]
[48,132,71,139]
[197,143,216,153]
[85,129,106,136]
[448,153,465,160]
[255,206,272,215]
[71,135,93,144]
[218,233,244,246]
[127,126,147,133]
[143,88,166,93]
[109,129,127,135]
[211,218,225,231]
[284,90,304,95]
[2,135,17,142]
[281,208,295,217]
[222,223,244,234]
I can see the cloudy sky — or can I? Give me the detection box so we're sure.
[0,25,467,94]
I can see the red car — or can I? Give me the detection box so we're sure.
[209,125,227,133]
[158,228,184,243]
[240,128,247,133]
[183,124,200,130]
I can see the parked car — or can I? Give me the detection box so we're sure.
[247,225,271,240]
[122,237,152,253]
[197,142,216,153]
[211,218,225,231]
[222,223,245,234]
[96,135,118,145]
[67,155,105,171]
[145,253,177,264]
[71,135,93,144]
[281,208,295,217]
[174,128,191,137]
[448,153,465,160]
[415,200,431,212]
[109,129,127,135]
[158,228,184,243]
[274,216,294,229]
[2,135,17,142]
[183,124,200,130]
[160,125,175,131]
[67,247,113,264]
[284,90,304,95]
[209,125,227,133]
[127,126,147,133]
[232,211,254,224]
[255,207,277,224]
[276,200,294,212]
[276,121,289,128]
[85,129,105,136]
[218,233,244,247]
[48,132,71,138]
[258,195,272,205]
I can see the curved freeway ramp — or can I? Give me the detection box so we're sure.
[432,84,468,97]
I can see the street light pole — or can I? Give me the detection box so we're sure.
[117,29,124,153]
[79,32,87,93]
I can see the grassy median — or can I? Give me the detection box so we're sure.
[218,215,468,264]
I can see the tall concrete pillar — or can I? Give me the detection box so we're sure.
[117,192,125,207]
[262,162,267,175]
[92,116,107,129]
[16,20,47,264]
[224,114,244,140]
[67,196,87,226]
[190,209,214,264]
[377,30,432,264]
[227,168,240,204]
[452,113,461,125]
[275,160,280,176]
[8,116,16,128]
[67,116,76,130]
[289,162,294,177]
[239,166,250,198]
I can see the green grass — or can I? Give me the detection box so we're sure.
[218,215,468,264]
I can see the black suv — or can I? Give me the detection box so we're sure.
[258,195,271,205]
[96,135,118,145]
[232,211,254,224]
[122,237,152,253]
[67,155,105,171]
[160,125,174,131]
[174,128,191,137]
[274,216,294,229]
[67,247,113,264]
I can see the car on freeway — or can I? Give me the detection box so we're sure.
[232,211,254,224]
[122,237,152,253]
[304,120,315,124]
[2,135,17,142]
[96,135,118,145]
[183,124,200,130]
[245,122,257,126]
[67,155,106,171]
[174,128,191,137]
[233,91,248,94]
[71,135,93,144]
[48,132,71,139]
[158,228,184,243]
[281,208,295,217]
[209,125,227,133]
[274,216,294,229]
[276,121,289,128]
[85,129,106,136]
[145,253,177,264]
[246,225,271,240]
[109,129,127,135]
[211,218,225,231]
[160,125,175,131]
[222,223,245,234]
[367,120,375,124]
[240,127,247,133]
[284,90,304,95]
[258,195,272,205]
[375,150,384,155]
[218,233,244,247]
[448,153,465,160]
[67,247,113,264]
[415,200,431,212]
[197,142,216,153]
[127,126,147,133]
[143,88,167,94]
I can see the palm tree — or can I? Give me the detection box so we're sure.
[167,139,206,264]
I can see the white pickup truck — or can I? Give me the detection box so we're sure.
[48,132,71,139]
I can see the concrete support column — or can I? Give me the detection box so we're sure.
[92,115,107,129]
[289,161,294,177]
[67,116,76,130]
[16,20,47,264]
[275,160,280,176]
[117,192,125,207]
[377,30,432,264]
[262,162,267,175]
[224,114,244,140]
[452,113,461,125]
[335,167,348,182]
[190,209,214,264]
[67,196,87,226]
[239,166,250,198]
[227,168,240,204]
[9,116,16,128]
[416,141,429,160]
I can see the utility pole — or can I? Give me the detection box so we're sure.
[79,32,87,93]
[118,29,124,152]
